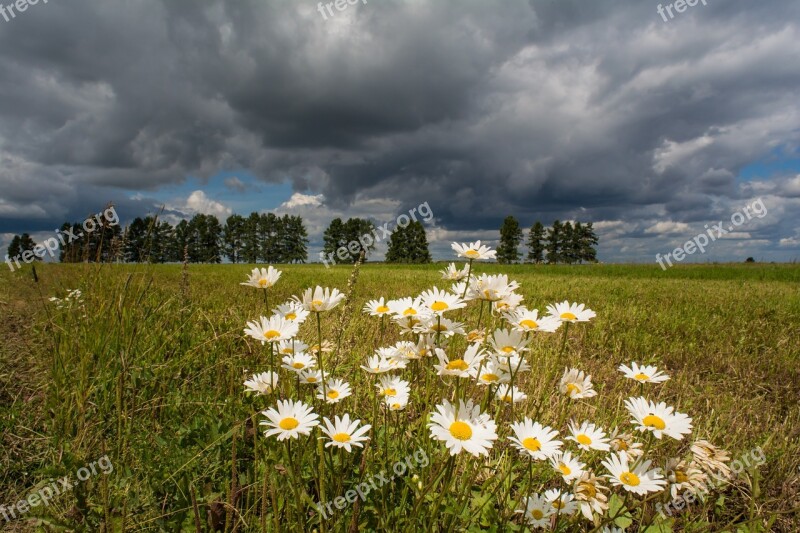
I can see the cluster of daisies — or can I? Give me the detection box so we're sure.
[239,241,731,529]
[49,288,84,310]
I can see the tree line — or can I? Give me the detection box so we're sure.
[496,217,599,264]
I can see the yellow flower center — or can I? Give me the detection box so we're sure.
[560,312,577,321]
[264,330,281,339]
[531,509,544,520]
[502,395,513,402]
[403,308,417,316]
[577,434,592,446]
[501,346,515,354]
[333,433,351,443]
[558,463,572,476]
[464,249,480,258]
[327,390,340,400]
[552,500,565,510]
[578,481,597,499]
[391,403,402,409]
[565,383,580,396]
[614,439,630,451]
[634,373,650,381]
[382,388,397,397]
[620,471,640,486]
[449,421,473,440]
[675,470,688,483]
[522,437,541,452]
[279,417,299,430]
[306,377,317,383]
[467,331,483,342]
[446,359,469,371]
[432,324,447,332]
[376,305,390,313]
[431,301,449,312]
[258,279,269,287]
[481,373,499,383]
[520,319,538,329]
[292,362,305,369]
[285,313,297,320]
[311,299,324,308]
[643,414,666,430]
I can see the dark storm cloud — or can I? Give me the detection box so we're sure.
[0,0,798,261]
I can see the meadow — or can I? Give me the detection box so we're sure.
[1,260,798,532]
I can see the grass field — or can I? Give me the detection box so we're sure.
[1,262,799,532]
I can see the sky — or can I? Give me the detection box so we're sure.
[1,0,799,263]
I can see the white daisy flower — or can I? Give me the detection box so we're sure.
[419,286,466,315]
[317,378,352,404]
[433,345,485,378]
[298,369,327,385]
[295,286,346,312]
[493,291,524,313]
[618,362,670,384]
[260,400,319,441]
[574,471,610,522]
[625,397,693,440]
[559,368,598,399]
[276,339,309,356]
[412,316,466,338]
[363,297,391,316]
[489,328,529,356]
[440,262,470,281]
[514,493,553,528]
[495,384,527,404]
[508,418,563,460]
[320,414,371,452]
[241,266,281,289]
[609,428,644,460]
[468,273,519,302]
[274,302,310,324]
[360,354,398,374]
[602,452,666,495]
[428,399,498,457]
[243,371,279,395]
[496,354,531,374]
[568,421,611,452]
[451,240,496,260]
[546,301,596,323]
[550,451,586,482]
[375,376,411,398]
[544,488,579,516]
[391,341,420,360]
[386,297,427,319]
[244,315,299,344]
[281,352,317,373]
[504,307,562,333]
[476,359,510,386]
[384,393,409,411]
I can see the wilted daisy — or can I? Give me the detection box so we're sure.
[419,286,466,315]
[274,302,310,324]
[476,360,510,386]
[574,471,609,522]
[619,362,670,384]
[260,400,319,441]
[691,440,732,479]
[550,451,586,482]
[429,399,498,457]
[375,375,410,398]
[363,297,391,317]
[243,371,280,395]
[546,301,596,323]
[281,352,316,373]
[317,378,352,404]
[495,384,527,404]
[298,369,327,385]
[508,419,563,460]
[665,458,709,499]
[413,316,466,338]
[560,368,598,399]
[465,328,487,344]
[451,240,496,260]
[241,266,281,289]
[568,421,611,452]
[544,488,579,516]
[276,339,309,356]
[308,340,335,354]
[504,307,562,333]
[433,345,485,378]
[515,493,553,528]
[244,315,299,344]
[625,397,693,440]
[440,262,469,281]
[609,428,644,460]
[320,414,371,452]
[295,286,346,312]
[490,328,529,356]
[602,452,666,495]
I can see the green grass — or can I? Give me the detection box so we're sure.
[1,262,798,532]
